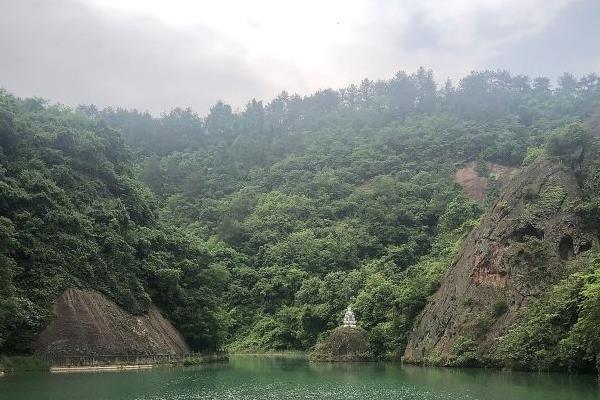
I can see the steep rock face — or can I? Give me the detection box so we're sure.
[36,288,189,357]
[404,157,594,364]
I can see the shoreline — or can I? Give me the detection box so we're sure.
[0,353,228,375]
[229,351,307,358]
[51,364,153,373]
[46,353,229,374]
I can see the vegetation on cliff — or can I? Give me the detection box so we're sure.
[404,123,600,372]
[497,124,600,372]
[1,69,600,371]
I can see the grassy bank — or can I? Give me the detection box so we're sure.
[230,351,308,359]
[177,353,229,366]
[0,353,228,373]
[0,356,49,373]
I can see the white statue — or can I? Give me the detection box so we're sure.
[343,306,356,328]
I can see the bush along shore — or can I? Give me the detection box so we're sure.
[0,356,49,373]
[0,353,228,374]
[43,352,229,369]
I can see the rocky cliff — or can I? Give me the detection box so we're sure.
[36,288,189,357]
[404,156,595,365]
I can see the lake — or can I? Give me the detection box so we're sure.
[0,356,598,400]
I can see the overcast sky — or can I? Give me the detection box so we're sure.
[1,0,599,114]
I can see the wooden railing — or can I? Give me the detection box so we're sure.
[40,352,227,367]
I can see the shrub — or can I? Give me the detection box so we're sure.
[0,356,48,372]
[474,313,494,338]
[492,298,509,317]
[522,146,544,167]
[523,184,537,201]
[452,336,480,367]
[474,158,489,177]
[546,123,592,168]
[498,255,600,372]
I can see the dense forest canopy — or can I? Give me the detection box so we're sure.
[1,68,600,370]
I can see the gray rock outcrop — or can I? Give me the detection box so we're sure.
[404,157,594,364]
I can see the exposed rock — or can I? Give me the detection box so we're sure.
[309,326,372,362]
[454,161,518,202]
[36,288,189,357]
[404,157,594,365]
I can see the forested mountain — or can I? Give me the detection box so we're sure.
[0,94,231,353]
[1,69,600,371]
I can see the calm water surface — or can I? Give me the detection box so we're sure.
[0,356,598,400]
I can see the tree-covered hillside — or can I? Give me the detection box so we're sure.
[2,69,600,368]
[0,93,230,353]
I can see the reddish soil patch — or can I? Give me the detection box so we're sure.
[454,162,518,202]
[454,163,487,202]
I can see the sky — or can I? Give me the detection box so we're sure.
[1,0,599,115]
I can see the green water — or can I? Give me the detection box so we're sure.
[0,356,598,400]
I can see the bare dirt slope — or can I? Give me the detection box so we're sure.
[454,162,518,202]
[36,288,189,357]
[404,157,594,364]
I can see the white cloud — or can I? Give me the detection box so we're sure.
[84,0,576,86]
[0,0,593,114]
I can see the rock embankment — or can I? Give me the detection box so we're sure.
[404,157,594,365]
[36,288,189,357]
